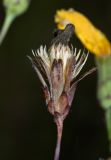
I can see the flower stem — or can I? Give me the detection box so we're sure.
[54,117,63,160]
[0,12,15,45]
[96,56,111,153]
[106,108,111,153]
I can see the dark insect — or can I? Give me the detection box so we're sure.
[51,23,75,46]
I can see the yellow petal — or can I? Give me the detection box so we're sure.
[55,9,111,56]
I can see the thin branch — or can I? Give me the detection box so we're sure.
[0,13,15,45]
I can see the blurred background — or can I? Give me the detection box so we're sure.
[0,0,111,159]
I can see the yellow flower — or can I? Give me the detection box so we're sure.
[55,9,111,56]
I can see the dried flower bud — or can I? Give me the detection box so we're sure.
[3,0,30,16]
[29,41,89,120]
[28,24,97,121]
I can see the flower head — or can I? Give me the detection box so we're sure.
[28,24,89,120]
[55,9,111,56]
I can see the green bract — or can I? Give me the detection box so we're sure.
[3,0,30,16]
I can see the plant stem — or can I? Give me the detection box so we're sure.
[96,56,111,109]
[96,56,111,153]
[106,108,111,152]
[54,117,63,160]
[0,12,15,45]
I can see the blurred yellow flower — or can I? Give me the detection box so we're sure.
[55,9,111,56]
